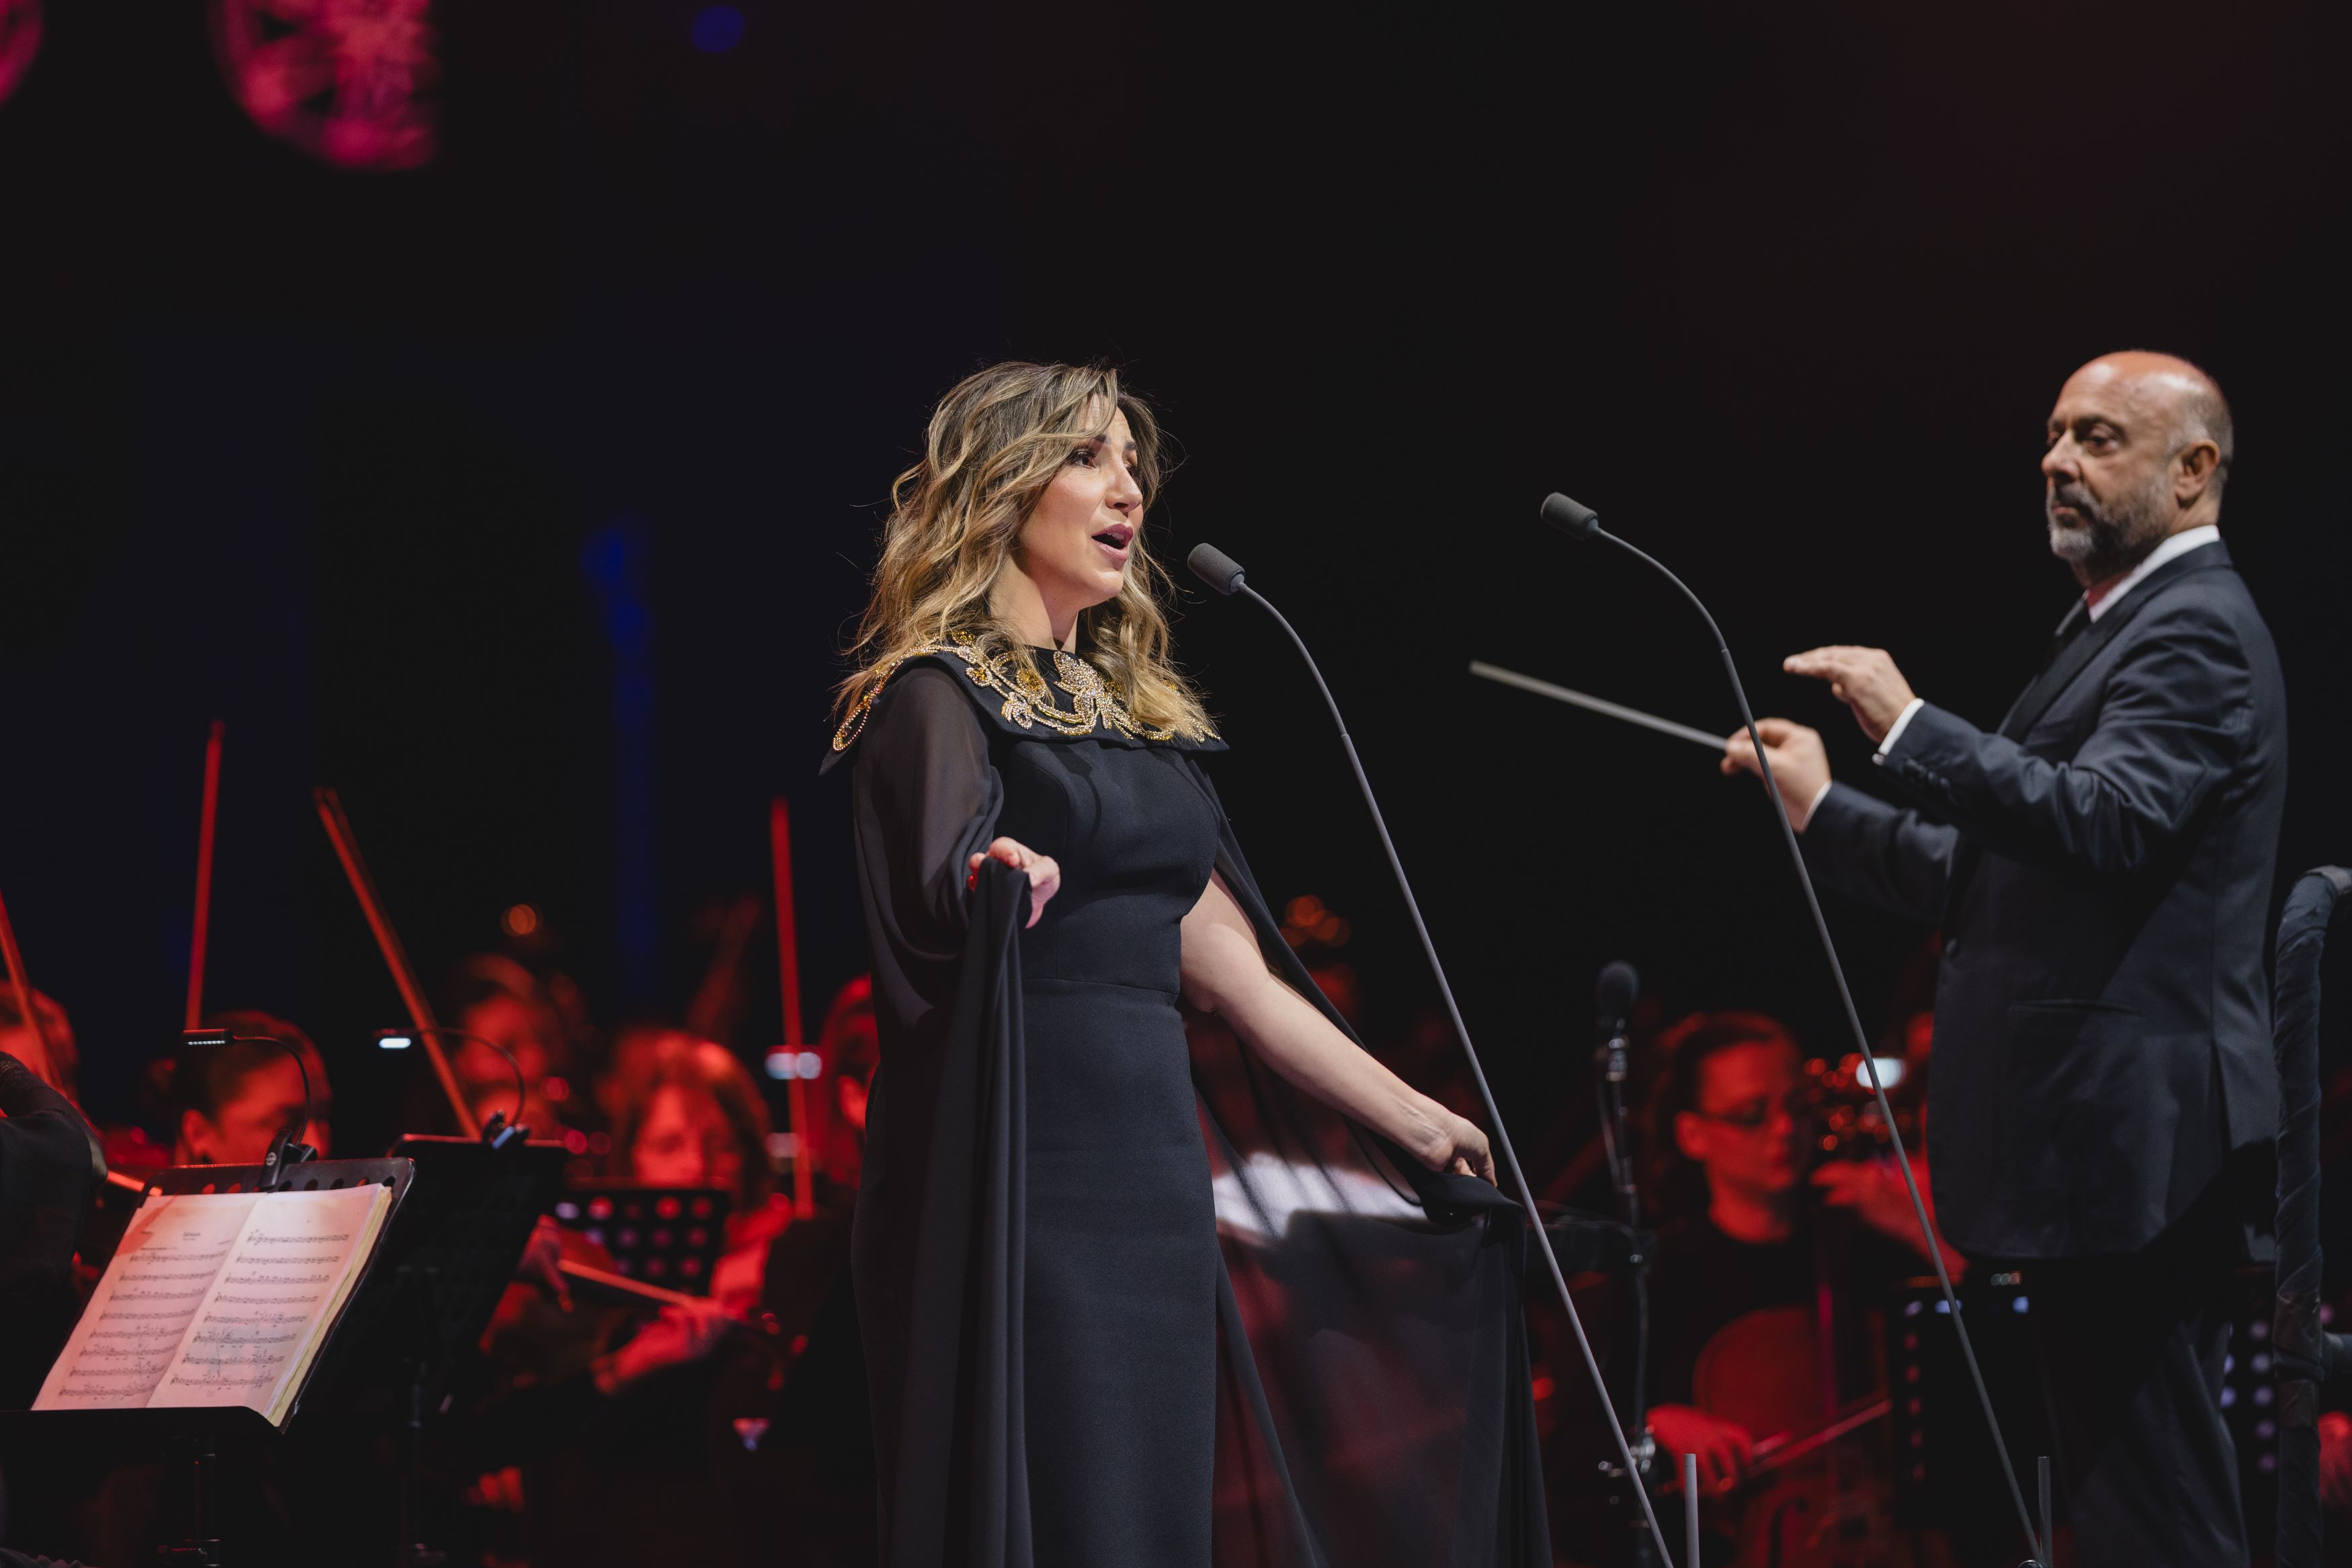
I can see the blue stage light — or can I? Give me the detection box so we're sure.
[691,5,746,52]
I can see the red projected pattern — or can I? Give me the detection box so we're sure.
[211,0,437,171]
[0,0,38,110]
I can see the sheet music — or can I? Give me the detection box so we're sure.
[149,1182,390,1422]
[34,1192,259,1409]
[36,1182,393,1422]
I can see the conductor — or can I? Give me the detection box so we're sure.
[1724,351,2285,1567]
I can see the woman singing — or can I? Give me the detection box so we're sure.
[829,362,1548,1567]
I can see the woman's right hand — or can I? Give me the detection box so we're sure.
[1647,1403,1755,1494]
[970,837,1061,928]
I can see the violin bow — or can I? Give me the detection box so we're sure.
[1654,1391,1893,1495]
[184,721,225,1029]
[311,793,748,1321]
[769,797,818,1219]
[313,787,480,1139]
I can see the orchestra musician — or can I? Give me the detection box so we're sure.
[0,987,77,1103]
[1639,1012,1957,1498]
[1725,351,2285,1567]
[153,1010,333,1166]
[0,1047,100,1407]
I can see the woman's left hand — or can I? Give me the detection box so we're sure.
[1417,1106,1496,1183]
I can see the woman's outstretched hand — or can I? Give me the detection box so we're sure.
[970,836,1061,928]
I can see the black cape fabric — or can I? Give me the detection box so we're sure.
[831,650,1550,1568]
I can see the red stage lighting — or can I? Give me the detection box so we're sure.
[0,0,38,110]
[210,0,439,171]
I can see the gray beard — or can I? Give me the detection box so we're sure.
[2046,473,2175,583]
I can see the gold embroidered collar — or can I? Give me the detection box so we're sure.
[832,631,1215,752]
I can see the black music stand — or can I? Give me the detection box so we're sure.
[0,1156,413,1567]
[304,1135,568,1566]
[551,1181,732,1295]
[5,1141,564,1566]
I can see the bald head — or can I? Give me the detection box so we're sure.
[2041,351,2234,586]
[2067,351,2234,496]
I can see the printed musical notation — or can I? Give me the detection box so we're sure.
[37,1194,253,1409]
[36,1182,393,1425]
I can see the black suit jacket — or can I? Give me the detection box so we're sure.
[1802,539,2287,1259]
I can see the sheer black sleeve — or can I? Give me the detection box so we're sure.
[851,665,1004,971]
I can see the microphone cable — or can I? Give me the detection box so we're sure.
[1187,542,1686,1567]
[1538,492,2045,1565]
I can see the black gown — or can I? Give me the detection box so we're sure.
[829,633,1551,1568]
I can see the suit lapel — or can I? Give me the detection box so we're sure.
[1994,601,2087,736]
[1996,541,2233,742]
[1941,539,2234,926]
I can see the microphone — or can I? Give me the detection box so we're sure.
[1595,961,1636,1086]
[1540,491,1601,541]
[1591,960,1641,1221]
[1595,959,1638,1035]
[1186,542,1247,596]
[1188,541,1681,1567]
[1543,492,2045,1564]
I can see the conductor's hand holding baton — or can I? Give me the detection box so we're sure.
[1721,645,1920,831]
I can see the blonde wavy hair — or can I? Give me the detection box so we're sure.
[835,361,1214,740]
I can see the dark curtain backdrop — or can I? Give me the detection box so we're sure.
[2,1,2347,1199]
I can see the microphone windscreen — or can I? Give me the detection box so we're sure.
[1187,543,1247,595]
[1540,492,1600,540]
[1595,960,1640,1022]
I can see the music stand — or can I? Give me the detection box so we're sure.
[5,1141,564,1566]
[306,1137,569,1415]
[304,1135,568,1566]
[0,1156,413,1567]
[550,1181,732,1296]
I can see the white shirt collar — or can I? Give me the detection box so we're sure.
[2083,525,2222,623]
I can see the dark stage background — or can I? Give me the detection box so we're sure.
[3,2,2347,1221]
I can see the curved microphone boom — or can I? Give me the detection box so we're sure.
[1185,540,1683,1567]
[1538,492,2045,1564]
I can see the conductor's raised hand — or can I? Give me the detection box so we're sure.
[1722,719,1831,829]
[1782,646,1917,744]
[970,836,1062,928]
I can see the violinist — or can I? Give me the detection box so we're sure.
[442,953,589,1143]
[608,1035,792,1313]
[1639,1012,1960,1500]
[0,986,77,1102]
[153,1011,333,1166]
[0,1046,100,1405]
[466,1035,845,1568]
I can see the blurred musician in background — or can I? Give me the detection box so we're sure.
[444,953,591,1143]
[468,1029,868,1567]
[1635,1012,1958,1560]
[152,1010,333,1167]
[0,988,77,1103]
[610,1035,791,1311]
[0,1047,100,1407]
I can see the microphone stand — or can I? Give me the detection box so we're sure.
[1542,495,2046,1567]
[1593,999,1661,1565]
[1189,544,1685,1567]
